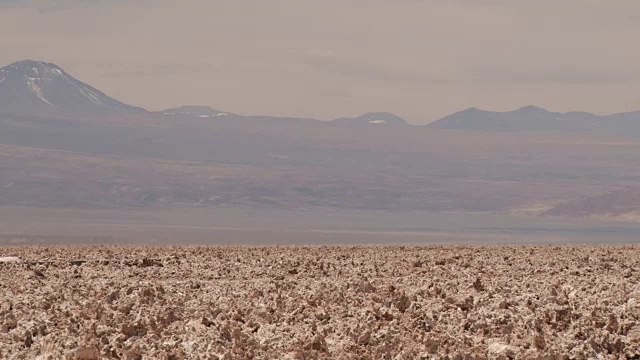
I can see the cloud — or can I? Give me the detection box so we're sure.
[0,0,138,12]
[301,50,449,85]
[97,63,216,79]
[468,67,640,85]
[3,0,640,122]
[0,0,29,7]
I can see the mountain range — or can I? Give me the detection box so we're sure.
[4,59,640,135]
[0,60,409,127]
[2,59,640,221]
[429,105,640,135]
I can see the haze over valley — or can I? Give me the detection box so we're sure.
[1,59,640,243]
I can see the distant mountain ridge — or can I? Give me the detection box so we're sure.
[0,60,146,115]
[542,188,640,221]
[159,106,232,118]
[332,112,409,127]
[0,59,410,127]
[429,105,640,134]
[4,60,640,217]
[4,59,640,133]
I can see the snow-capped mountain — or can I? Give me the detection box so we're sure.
[159,106,231,118]
[332,112,409,127]
[0,60,146,115]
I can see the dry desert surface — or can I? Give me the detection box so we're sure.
[1,245,640,359]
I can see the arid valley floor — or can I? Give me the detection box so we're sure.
[2,246,640,359]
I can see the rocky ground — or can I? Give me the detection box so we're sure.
[1,245,640,359]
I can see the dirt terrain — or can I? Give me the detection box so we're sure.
[1,110,635,213]
[1,246,640,359]
[542,188,640,222]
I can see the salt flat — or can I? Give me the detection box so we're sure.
[1,245,639,359]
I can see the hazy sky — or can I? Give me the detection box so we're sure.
[1,0,640,123]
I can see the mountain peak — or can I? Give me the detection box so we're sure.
[429,105,607,132]
[7,59,61,68]
[2,60,67,84]
[0,59,145,115]
[160,105,230,118]
[460,107,486,114]
[512,105,549,114]
[332,112,409,126]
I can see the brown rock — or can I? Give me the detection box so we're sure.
[76,346,100,360]
[534,334,546,350]
[358,279,376,293]
[357,330,371,345]
[1,319,17,333]
[124,349,143,360]
[23,330,33,348]
[395,293,411,313]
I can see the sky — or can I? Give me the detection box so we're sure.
[1,0,640,124]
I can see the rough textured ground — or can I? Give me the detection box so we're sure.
[1,246,640,359]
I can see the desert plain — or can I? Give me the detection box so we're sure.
[1,245,639,359]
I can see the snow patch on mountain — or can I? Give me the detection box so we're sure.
[160,106,231,118]
[26,80,56,107]
[332,112,409,127]
[0,60,146,114]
